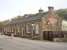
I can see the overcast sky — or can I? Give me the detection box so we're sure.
[0,0,67,21]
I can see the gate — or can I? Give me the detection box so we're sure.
[43,31,53,41]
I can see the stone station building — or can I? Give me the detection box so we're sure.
[1,7,64,41]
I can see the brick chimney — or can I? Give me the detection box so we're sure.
[48,6,54,14]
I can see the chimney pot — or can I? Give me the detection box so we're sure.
[48,6,54,10]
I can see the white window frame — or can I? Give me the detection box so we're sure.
[35,24,39,34]
[26,24,31,33]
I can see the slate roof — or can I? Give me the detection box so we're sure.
[9,12,47,24]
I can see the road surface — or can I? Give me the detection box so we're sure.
[0,35,67,50]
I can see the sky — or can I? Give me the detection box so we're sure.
[0,0,67,21]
